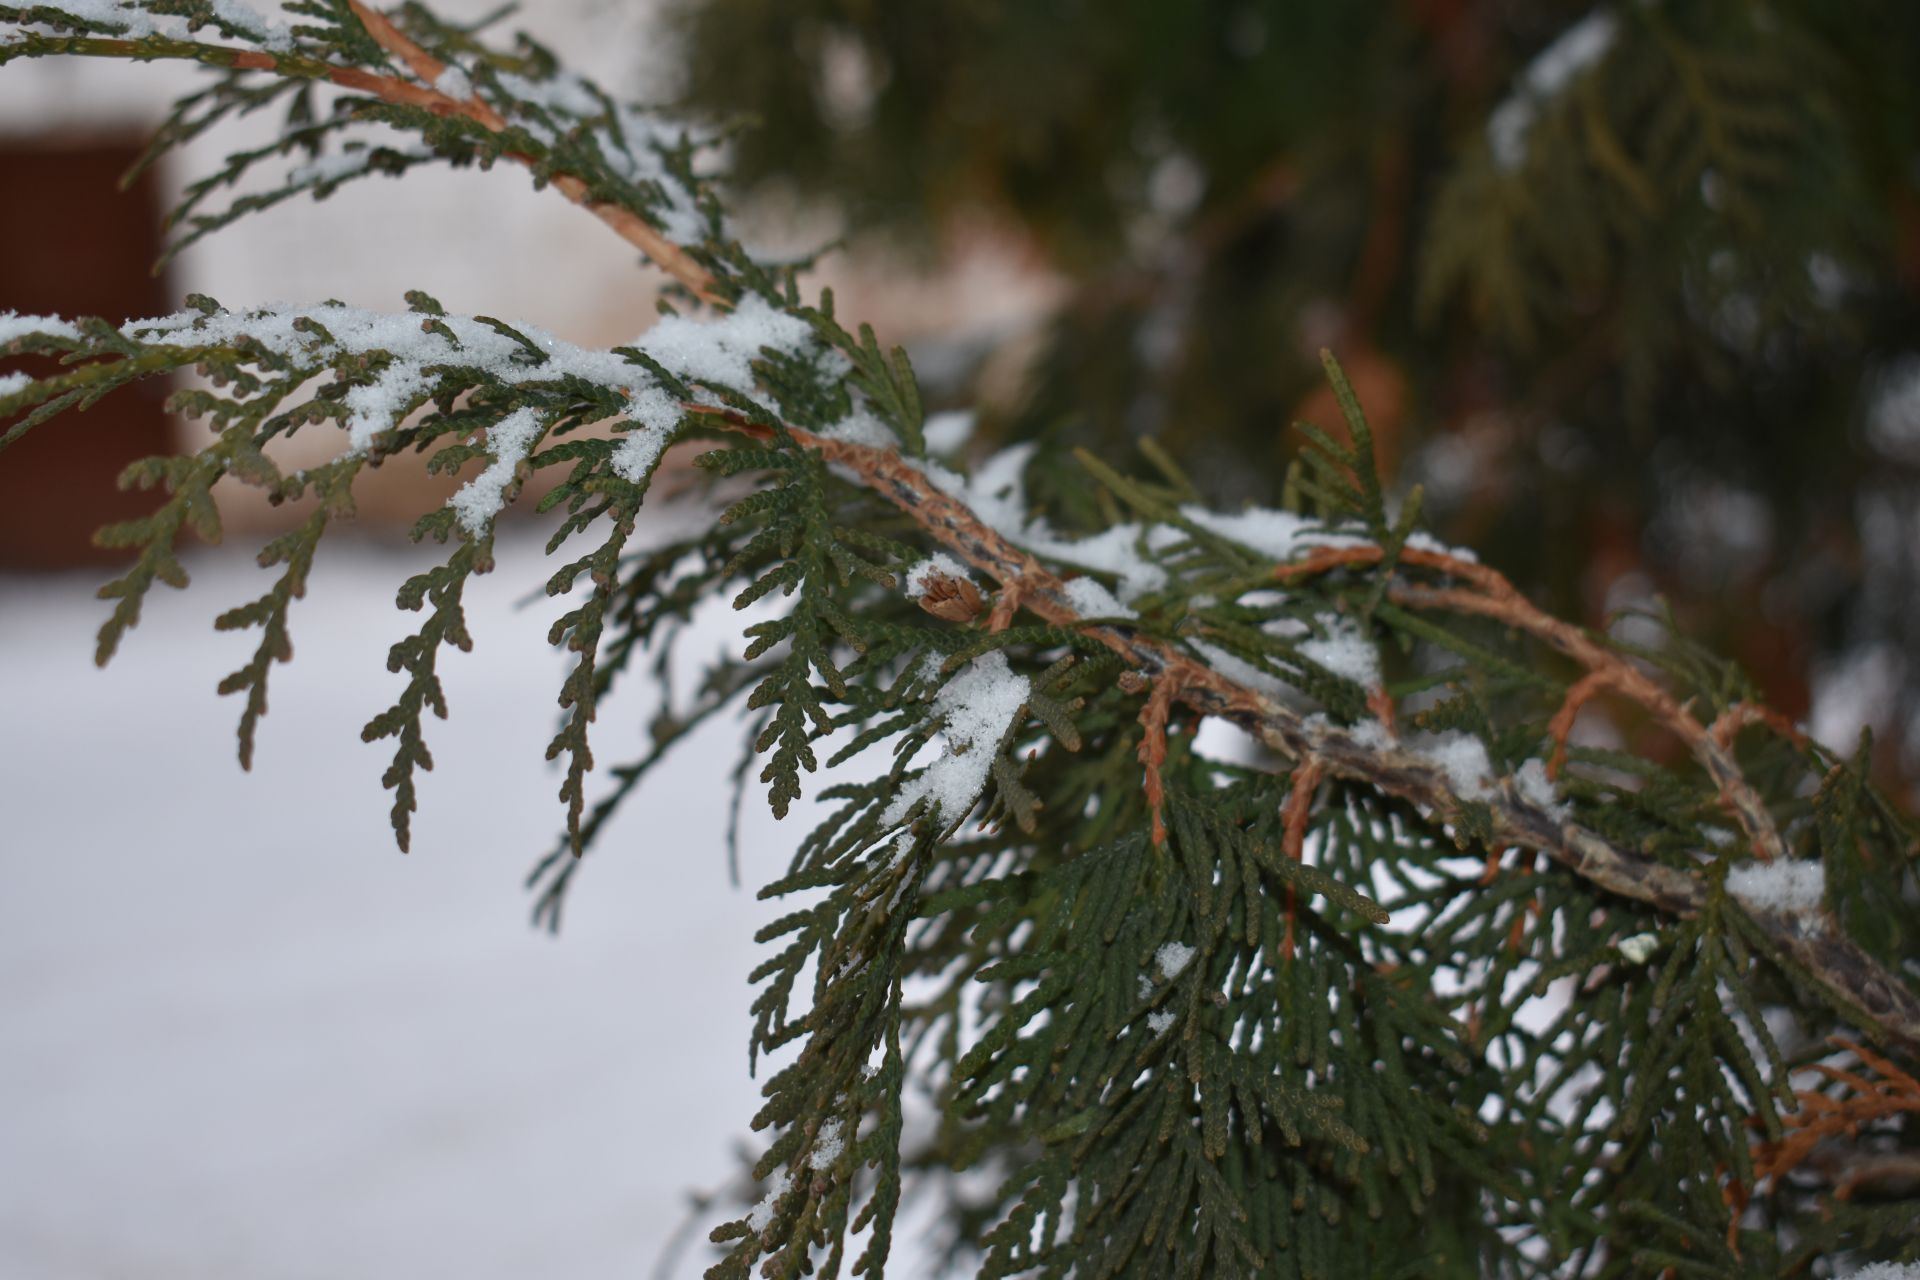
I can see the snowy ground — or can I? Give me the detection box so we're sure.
[0,528,831,1278]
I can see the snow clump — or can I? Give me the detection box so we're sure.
[447,407,543,534]
[1155,941,1196,981]
[881,652,1030,828]
[808,1118,846,1170]
[746,1168,792,1233]
[1726,860,1826,915]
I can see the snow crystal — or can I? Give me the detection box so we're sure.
[432,64,473,100]
[881,651,1030,828]
[1180,503,1370,563]
[1844,1265,1920,1280]
[210,0,293,51]
[807,1118,845,1170]
[288,149,374,188]
[122,301,705,453]
[921,444,1171,601]
[1349,718,1394,752]
[1417,731,1496,801]
[609,427,669,485]
[819,408,896,449]
[904,553,971,600]
[922,409,976,455]
[1726,860,1825,916]
[1147,1009,1177,1034]
[637,294,814,390]
[0,370,32,397]
[1298,613,1380,687]
[1404,530,1478,563]
[609,384,682,483]
[1486,9,1619,171]
[0,312,82,344]
[1062,576,1137,620]
[1616,933,1660,965]
[746,1167,792,1233]
[447,407,543,534]
[1154,941,1196,981]
[1514,758,1570,821]
[25,1,160,38]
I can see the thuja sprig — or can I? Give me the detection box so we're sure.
[3,4,1917,1276]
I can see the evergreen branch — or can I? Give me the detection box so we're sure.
[696,409,1920,1056]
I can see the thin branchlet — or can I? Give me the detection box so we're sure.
[3,4,1917,1276]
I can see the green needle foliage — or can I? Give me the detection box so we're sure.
[3,4,1918,1277]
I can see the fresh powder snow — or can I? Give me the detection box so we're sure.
[209,0,294,50]
[881,652,1030,828]
[0,311,82,343]
[1147,1009,1177,1034]
[746,1167,793,1233]
[1514,758,1570,820]
[1298,613,1380,687]
[922,408,977,455]
[1726,860,1826,915]
[121,293,817,457]
[921,444,1173,602]
[447,407,544,534]
[1179,503,1370,562]
[807,1118,845,1170]
[633,293,814,389]
[1154,941,1196,981]
[1416,731,1497,802]
[432,63,473,101]
[1062,575,1137,620]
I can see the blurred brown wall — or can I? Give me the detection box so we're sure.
[0,139,174,569]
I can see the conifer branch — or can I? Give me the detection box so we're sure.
[702,408,1920,1055]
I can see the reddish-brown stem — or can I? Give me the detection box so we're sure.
[1547,671,1617,780]
[1280,758,1324,961]
[1137,673,1181,847]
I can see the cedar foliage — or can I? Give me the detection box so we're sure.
[2,4,1918,1276]
[667,0,1920,790]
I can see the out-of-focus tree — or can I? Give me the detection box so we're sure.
[669,0,1920,795]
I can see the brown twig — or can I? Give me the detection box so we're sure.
[683,404,1919,1054]
[1730,1037,1920,1246]
[1269,541,1786,863]
[340,3,722,307]
[1547,671,1617,780]
[1709,701,1810,753]
[1137,672,1182,847]
[162,4,725,306]
[1281,758,1325,961]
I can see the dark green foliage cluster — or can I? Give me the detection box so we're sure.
[3,4,1919,1277]
[666,0,1920,792]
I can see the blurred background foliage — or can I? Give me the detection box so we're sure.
[664,0,1920,799]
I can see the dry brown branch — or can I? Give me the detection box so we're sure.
[191,4,731,306]
[1281,758,1325,961]
[1137,671,1181,848]
[1272,540,1786,863]
[1547,671,1618,780]
[1709,701,1810,753]
[685,407,1920,1057]
[1730,1037,1920,1244]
